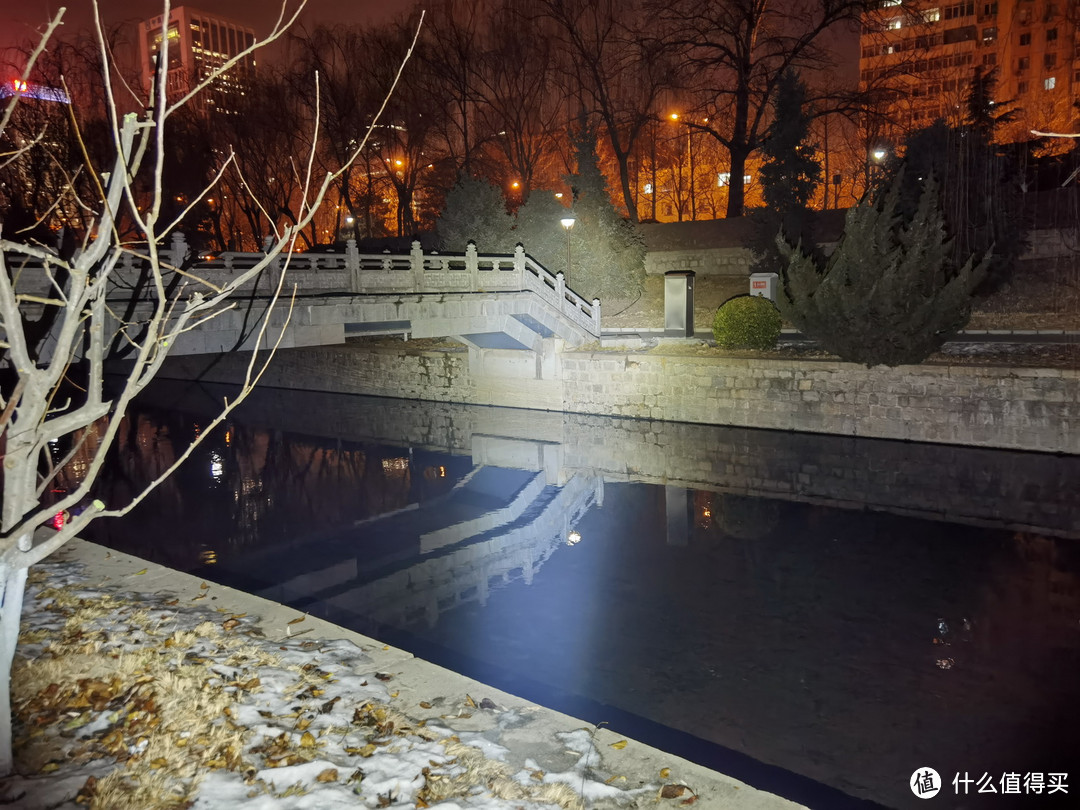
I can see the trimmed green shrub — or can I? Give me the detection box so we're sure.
[712,295,782,350]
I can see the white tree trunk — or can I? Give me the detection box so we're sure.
[0,560,28,776]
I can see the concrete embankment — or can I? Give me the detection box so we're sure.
[155,341,1078,455]
[48,538,813,810]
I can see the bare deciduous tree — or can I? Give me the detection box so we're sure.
[0,1,420,775]
[652,0,868,218]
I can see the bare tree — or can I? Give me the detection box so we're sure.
[474,4,566,199]
[0,1,420,775]
[652,0,868,218]
[537,0,676,222]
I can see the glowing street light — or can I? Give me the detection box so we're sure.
[560,213,576,277]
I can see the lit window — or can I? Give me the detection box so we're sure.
[718,172,730,186]
[923,8,941,22]
[887,17,903,29]
[1044,76,1056,90]
[982,27,996,42]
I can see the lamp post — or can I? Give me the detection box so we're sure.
[670,113,697,221]
[560,214,576,277]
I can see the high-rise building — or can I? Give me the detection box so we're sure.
[860,1,1079,143]
[139,6,255,114]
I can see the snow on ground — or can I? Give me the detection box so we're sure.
[4,562,660,810]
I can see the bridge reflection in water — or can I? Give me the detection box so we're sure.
[85,381,1080,810]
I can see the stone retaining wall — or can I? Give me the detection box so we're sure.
[140,382,1080,537]
[158,343,1078,455]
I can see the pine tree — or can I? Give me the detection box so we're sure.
[559,124,646,301]
[435,174,514,252]
[759,70,822,215]
[776,169,990,367]
[751,70,822,275]
[881,69,1025,293]
[507,125,644,301]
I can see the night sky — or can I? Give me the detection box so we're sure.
[1,1,416,58]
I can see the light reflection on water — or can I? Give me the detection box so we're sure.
[80,383,1080,810]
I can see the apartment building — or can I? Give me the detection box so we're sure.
[860,1,1079,142]
[139,6,256,114]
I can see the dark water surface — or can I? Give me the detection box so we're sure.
[74,381,1080,810]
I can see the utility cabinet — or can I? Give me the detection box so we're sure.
[664,270,695,337]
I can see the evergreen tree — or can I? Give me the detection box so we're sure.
[751,70,822,275]
[558,124,646,301]
[759,70,822,215]
[513,190,571,274]
[435,174,514,252]
[881,68,1025,293]
[776,169,990,367]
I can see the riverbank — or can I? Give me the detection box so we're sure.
[157,339,1080,455]
[7,538,810,810]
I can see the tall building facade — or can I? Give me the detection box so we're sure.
[139,6,255,114]
[860,1,1080,143]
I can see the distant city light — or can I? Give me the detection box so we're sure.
[1,78,70,103]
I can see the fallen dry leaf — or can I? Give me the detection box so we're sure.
[610,739,628,750]
[300,731,317,748]
[288,616,306,625]
[660,768,671,779]
[133,569,147,575]
[316,768,339,783]
[419,701,433,709]
[661,784,689,799]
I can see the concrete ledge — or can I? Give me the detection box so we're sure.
[50,538,807,810]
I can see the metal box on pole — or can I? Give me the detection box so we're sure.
[749,272,778,301]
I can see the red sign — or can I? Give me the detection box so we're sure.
[752,280,767,289]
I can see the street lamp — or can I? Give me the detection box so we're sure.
[669,112,697,220]
[560,214,576,276]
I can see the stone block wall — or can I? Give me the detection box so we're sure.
[644,247,753,277]
[558,352,1077,453]
[158,344,1078,455]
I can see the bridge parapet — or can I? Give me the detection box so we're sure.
[345,241,600,336]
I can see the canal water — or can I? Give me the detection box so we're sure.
[70,380,1080,810]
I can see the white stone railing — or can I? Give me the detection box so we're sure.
[4,234,601,337]
[346,241,600,337]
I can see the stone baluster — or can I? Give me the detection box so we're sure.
[592,298,601,335]
[555,272,566,309]
[224,253,233,271]
[170,232,188,270]
[263,235,274,253]
[466,241,478,287]
[346,238,360,291]
[410,240,425,290]
[513,244,525,289]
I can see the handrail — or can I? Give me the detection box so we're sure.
[4,235,601,337]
